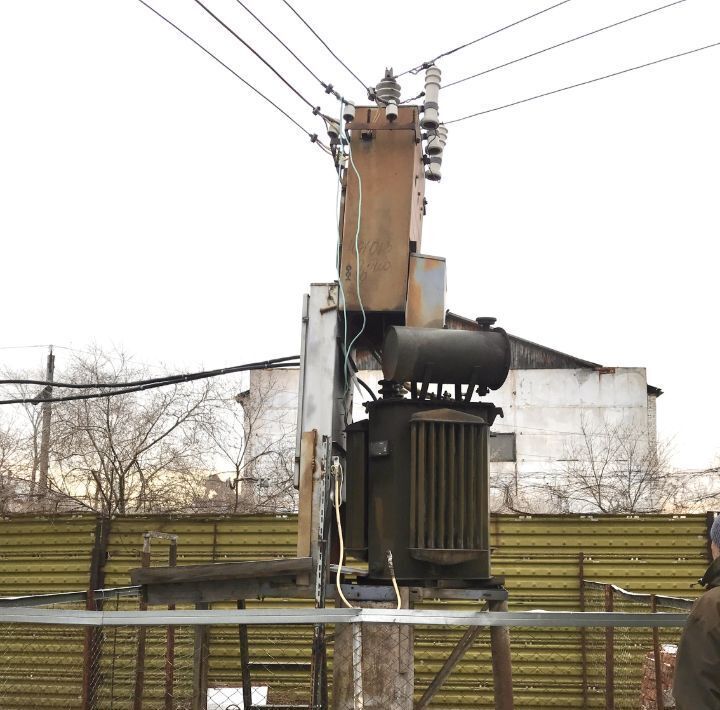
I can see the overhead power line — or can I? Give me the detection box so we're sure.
[0,357,300,406]
[445,0,687,90]
[136,0,322,145]
[190,0,317,112]
[444,40,720,125]
[279,0,371,96]
[395,0,575,78]
[233,0,354,106]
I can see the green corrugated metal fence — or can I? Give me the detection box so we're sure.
[0,513,709,708]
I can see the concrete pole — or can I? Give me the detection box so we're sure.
[332,590,414,709]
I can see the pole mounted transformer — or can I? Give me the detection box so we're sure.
[294,67,515,709]
[295,67,511,591]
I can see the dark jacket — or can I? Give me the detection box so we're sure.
[674,557,720,709]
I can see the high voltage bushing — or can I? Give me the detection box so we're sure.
[420,65,442,130]
[342,103,356,122]
[375,68,401,122]
[426,125,448,156]
[382,323,511,390]
[425,125,448,181]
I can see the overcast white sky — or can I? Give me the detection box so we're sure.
[1,0,718,470]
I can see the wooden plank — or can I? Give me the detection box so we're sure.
[130,556,312,586]
[296,431,316,560]
[146,580,314,606]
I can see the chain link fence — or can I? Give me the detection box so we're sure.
[0,596,691,710]
[581,580,693,709]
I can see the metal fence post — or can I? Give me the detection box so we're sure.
[651,594,665,710]
[165,538,178,710]
[82,516,110,710]
[604,584,614,710]
[579,552,588,709]
[192,602,210,710]
[489,598,514,710]
[133,534,151,710]
[237,600,253,710]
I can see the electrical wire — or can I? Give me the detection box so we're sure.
[234,0,324,85]
[0,356,299,389]
[190,0,318,112]
[385,550,402,610]
[341,114,367,392]
[444,40,720,124]
[444,0,687,90]
[135,0,321,144]
[333,462,357,609]
[395,0,575,78]
[280,0,371,96]
[0,358,299,405]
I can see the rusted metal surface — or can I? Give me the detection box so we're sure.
[406,253,446,329]
[340,106,424,313]
[489,598,514,710]
[191,602,210,710]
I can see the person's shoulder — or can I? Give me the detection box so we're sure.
[689,586,720,620]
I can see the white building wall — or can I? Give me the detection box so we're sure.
[490,367,651,475]
[250,365,655,509]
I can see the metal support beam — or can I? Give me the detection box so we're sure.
[415,625,481,709]
[489,598,514,710]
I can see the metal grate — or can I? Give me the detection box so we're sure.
[409,409,489,564]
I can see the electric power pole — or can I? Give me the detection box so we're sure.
[38,346,55,500]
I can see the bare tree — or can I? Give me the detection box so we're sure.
[539,416,679,514]
[49,349,213,515]
[201,369,297,514]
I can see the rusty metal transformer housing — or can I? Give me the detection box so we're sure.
[345,398,502,584]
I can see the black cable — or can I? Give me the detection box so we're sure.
[0,356,300,390]
[444,40,720,125]
[233,0,322,84]
[0,360,300,406]
[234,0,354,106]
[135,0,319,143]
[354,376,378,402]
[280,0,370,96]
[190,0,318,112]
[348,356,377,401]
[395,0,575,78]
[445,0,687,90]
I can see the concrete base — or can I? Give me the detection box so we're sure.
[332,589,414,709]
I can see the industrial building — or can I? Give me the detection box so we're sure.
[241,311,662,513]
